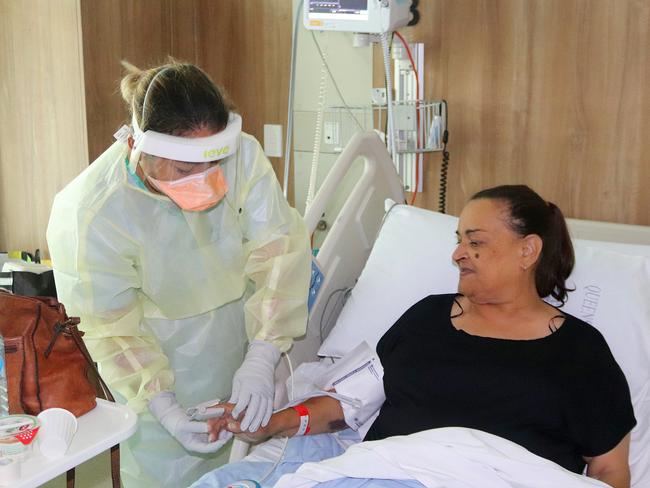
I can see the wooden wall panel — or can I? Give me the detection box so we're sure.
[0,0,87,252]
[0,1,291,252]
[81,0,180,162]
[398,0,650,225]
[190,0,293,176]
[81,0,292,177]
[7,0,646,253]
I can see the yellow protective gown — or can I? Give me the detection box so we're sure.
[46,133,311,488]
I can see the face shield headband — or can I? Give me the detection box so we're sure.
[131,112,242,165]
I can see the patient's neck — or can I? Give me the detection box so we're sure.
[456,288,557,340]
[473,287,540,311]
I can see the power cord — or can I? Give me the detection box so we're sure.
[438,128,450,214]
[408,0,421,26]
[437,98,450,213]
[319,287,353,343]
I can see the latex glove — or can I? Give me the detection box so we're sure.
[229,340,281,432]
[149,391,229,453]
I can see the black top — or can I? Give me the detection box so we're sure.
[365,294,636,474]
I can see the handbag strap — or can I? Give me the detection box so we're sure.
[66,322,121,487]
[66,323,115,403]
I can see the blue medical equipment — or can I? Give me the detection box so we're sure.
[308,260,324,312]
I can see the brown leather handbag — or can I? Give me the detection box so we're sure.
[0,289,121,487]
[0,289,100,416]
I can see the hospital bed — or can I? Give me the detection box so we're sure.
[253,131,650,486]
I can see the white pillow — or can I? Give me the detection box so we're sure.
[318,204,650,486]
[556,242,650,486]
[318,204,459,358]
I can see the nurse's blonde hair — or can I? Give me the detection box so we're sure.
[120,58,235,136]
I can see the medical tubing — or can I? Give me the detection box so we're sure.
[319,287,352,343]
[0,334,8,416]
[283,0,304,198]
[381,34,394,144]
[305,37,329,210]
[393,31,422,205]
[284,352,295,403]
[256,355,366,485]
[257,436,289,485]
[380,32,398,161]
[310,32,364,131]
[374,200,402,245]
[256,352,294,485]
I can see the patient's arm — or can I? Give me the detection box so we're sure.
[584,433,631,488]
[218,396,346,443]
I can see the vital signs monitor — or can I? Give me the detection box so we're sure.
[304,0,413,33]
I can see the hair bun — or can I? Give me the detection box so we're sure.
[119,60,145,107]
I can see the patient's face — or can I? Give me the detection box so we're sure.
[452,198,526,302]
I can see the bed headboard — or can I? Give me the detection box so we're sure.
[567,217,650,247]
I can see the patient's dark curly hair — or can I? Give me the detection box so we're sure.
[471,185,575,305]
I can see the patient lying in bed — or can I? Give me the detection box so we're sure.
[192,185,636,488]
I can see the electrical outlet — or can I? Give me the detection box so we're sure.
[323,121,340,145]
[263,124,283,157]
[372,88,387,106]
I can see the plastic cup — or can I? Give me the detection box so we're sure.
[0,414,40,457]
[36,408,77,459]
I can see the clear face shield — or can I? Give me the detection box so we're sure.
[130,113,242,211]
[138,154,217,182]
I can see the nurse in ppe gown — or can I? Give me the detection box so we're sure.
[46,59,311,488]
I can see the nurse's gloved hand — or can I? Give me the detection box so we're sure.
[148,391,231,453]
[229,341,281,432]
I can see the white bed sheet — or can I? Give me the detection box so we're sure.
[275,428,608,488]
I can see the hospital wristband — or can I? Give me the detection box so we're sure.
[290,405,310,436]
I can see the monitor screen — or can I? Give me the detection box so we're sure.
[308,0,369,21]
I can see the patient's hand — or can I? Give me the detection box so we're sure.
[206,402,273,443]
[225,416,272,444]
[206,402,235,442]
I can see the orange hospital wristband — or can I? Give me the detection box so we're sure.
[291,405,311,436]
